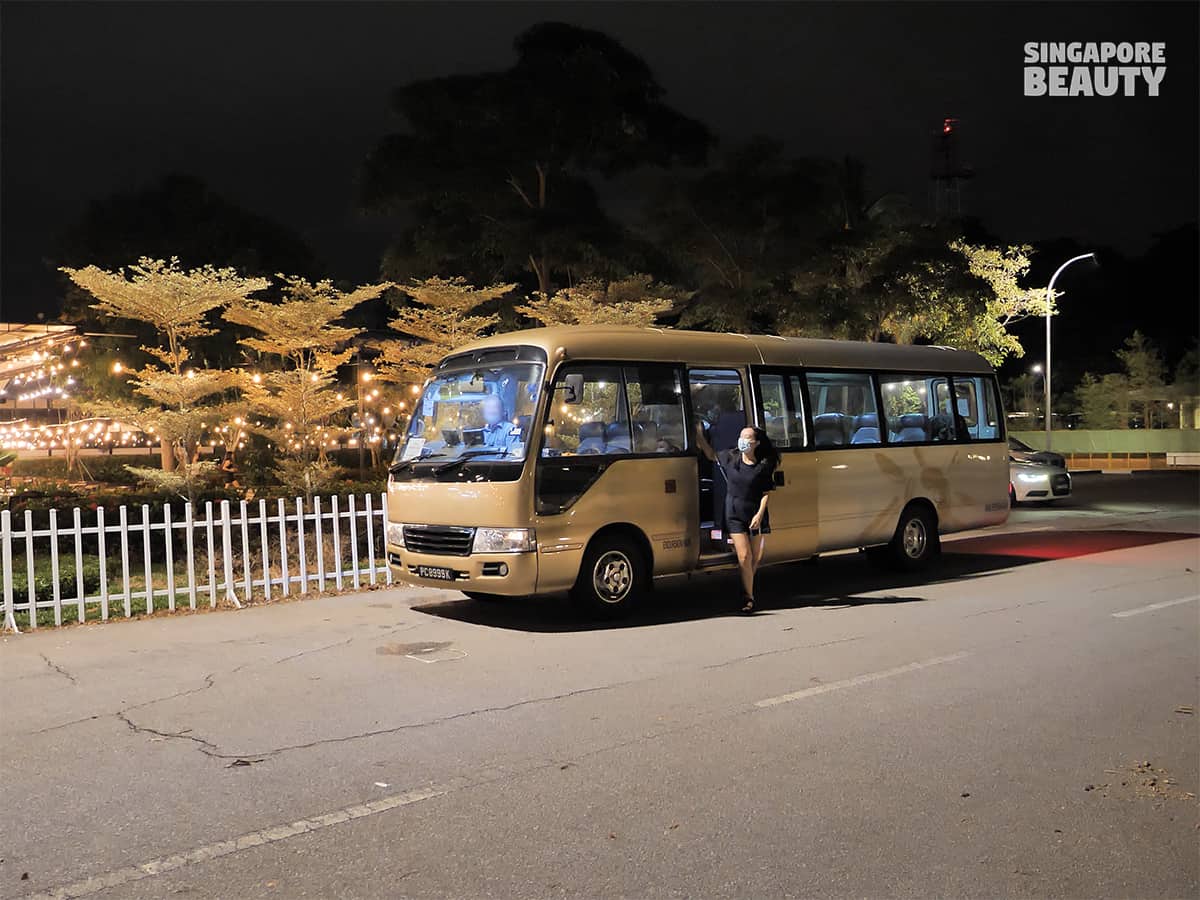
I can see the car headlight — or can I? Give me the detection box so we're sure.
[472,528,536,553]
[386,523,405,548]
[1016,472,1047,483]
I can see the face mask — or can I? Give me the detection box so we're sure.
[737,437,753,454]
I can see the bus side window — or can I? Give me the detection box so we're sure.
[625,366,688,454]
[755,372,807,449]
[545,365,623,456]
[806,372,878,447]
[958,376,1000,440]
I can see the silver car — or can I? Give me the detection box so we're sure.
[1008,435,1066,469]
[1009,457,1072,504]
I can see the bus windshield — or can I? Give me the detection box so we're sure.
[396,362,544,468]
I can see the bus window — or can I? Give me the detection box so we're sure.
[954,376,1002,440]
[397,362,543,464]
[880,375,957,443]
[625,366,688,454]
[806,372,879,447]
[755,372,805,449]
[689,369,745,453]
[544,366,624,456]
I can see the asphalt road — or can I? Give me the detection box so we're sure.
[2,472,1198,899]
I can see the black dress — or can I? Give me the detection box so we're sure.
[718,449,775,535]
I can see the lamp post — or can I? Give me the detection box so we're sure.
[1028,365,1044,426]
[1045,252,1095,450]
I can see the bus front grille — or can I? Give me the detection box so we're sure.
[403,525,475,556]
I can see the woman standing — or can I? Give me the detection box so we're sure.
[696,424,780,614]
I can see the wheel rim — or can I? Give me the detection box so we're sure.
[592,550,634,604]
[902,518,927,559]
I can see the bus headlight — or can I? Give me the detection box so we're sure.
[472,528,536,554]
[386,523,406,548]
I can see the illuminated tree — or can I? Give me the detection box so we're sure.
[60,258,269,502]
[225,277,390,496]
[515,274,688,327]
[881,241,1050,366]
[374,276,515,389]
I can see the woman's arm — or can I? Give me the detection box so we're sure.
[694,421,716,462]
[750,494,769,531]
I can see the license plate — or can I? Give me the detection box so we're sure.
[416,565,456,581]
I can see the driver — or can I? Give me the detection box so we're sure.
[480,394,520,453]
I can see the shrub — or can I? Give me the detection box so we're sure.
[10,554,104,602]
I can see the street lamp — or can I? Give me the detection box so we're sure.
[1045,253,1096,450]
[1028,365,1044,425]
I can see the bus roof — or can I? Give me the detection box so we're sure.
[446,326,995,375]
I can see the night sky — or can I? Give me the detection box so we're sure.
[2,1,1197,322]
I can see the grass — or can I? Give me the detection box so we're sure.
[7,531,390,629]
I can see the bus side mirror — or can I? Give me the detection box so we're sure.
[562,373,584,404]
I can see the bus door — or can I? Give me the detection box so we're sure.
[687,367,748,558]
[751,369,819,562]
[536,363,699,583]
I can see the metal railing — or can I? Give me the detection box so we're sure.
[2,493,392,632]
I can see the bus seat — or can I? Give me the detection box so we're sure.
[928,413,957,442]
[577,421,607,454]
[812,413,847,446]
[604,422,632,453]
[894,413,927,442]
[654,407,686,450]
[849,414,881,444]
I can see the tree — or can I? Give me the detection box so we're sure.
[224,277,391,497]
[374,276,516,390]
[888,241,1050,366]
[515,274,688,327]
[362,22,712,295]
[60,258,270,501]
[649,139,838,333]
[1074,372,1131,429]
[55,174,318,368]
[1115,331,1168,427]
[783,156,925,340]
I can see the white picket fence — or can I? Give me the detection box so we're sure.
[1,493,392,632]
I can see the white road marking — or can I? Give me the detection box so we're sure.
[755,652,969,708]
[26,786,444,900]
[1111,595,1199,618]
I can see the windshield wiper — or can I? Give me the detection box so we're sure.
[431,448,510,475]
[388,450,446,475]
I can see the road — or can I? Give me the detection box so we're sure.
[2,472,1198,899]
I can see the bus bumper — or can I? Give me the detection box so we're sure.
[386,547,539,597]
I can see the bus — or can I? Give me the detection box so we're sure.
[386,326,1009,614]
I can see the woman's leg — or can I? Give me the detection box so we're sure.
[750,534,766,576]
[730,532,754,600]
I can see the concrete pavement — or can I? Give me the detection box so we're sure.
[2,473,1197,898]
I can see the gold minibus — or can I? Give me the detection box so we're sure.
[386,326,1009,613]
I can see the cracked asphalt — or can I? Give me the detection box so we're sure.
[2,472,1198,898]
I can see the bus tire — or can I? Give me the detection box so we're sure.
[463,591,504,602]
[888,504,939,571]
[571,535,646,616]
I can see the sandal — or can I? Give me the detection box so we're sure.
[740,595,755,615]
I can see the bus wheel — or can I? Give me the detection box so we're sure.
[572,536,645,616]
[463,591,504,602]
[888,505,939,571]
